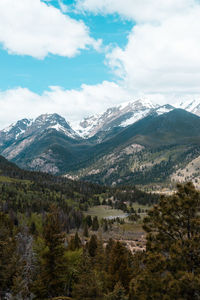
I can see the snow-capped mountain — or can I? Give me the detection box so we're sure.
[175,99,200,116]
[74,99,174,138]
[0,113,79,162]
[25,113,79,140]
[0,118,33,145]
[0,113,78,145]
[0,99,200,181]
[2,98,199,145]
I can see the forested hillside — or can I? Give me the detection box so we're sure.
[1,177,200,299]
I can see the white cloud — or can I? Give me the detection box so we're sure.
[0,0,100,59]
[77,0,200,98]
[0,83,132,129]
[76,0,196,23]
[106,6,200,95]
[58,0,68,13]
[1,0,200,128]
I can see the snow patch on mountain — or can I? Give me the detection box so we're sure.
[121,111,149,127]
[0,113,79,143]
[175,99,200,116]
[75,99,158,138]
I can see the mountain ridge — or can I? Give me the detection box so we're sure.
[1,99,200,187]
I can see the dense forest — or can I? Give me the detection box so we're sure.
[0,156,200,299]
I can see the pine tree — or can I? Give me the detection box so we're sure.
[88,234,98,257]
[68,232,82,251]
[129,183,200,299]
[85,215,92,228]
[83,223,89,237]
[107,241,132,292]
[92,216,99,231]
[72,252,103,300]
[33,204,68,299]
[74,232,82,250]
[105,282,128,300]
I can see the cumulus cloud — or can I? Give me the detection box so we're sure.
[77,0,200,97]
[58,0,68,13]
[107,6,200,94]
[76,0,195,22]
[1,0,200,128]
[0,0,100,59]
[0,83,132,129]
[1,83,199,129]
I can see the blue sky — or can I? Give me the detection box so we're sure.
[0,0,200,128]
[0,6,133,93]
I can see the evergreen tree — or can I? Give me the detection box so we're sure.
[106,241,132,292]
[83,223,89,237]
[88,234,98,257]
[74,232,82,250]
[129,183,200,299]
[85,215,92,228]
[104,282,128,300]
[68,232,82,251]
[92,216,99,231]
[33,204,68,299]
[72,252,103,300]
[103,219,108,232]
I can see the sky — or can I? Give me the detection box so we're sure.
[0,0,200,128]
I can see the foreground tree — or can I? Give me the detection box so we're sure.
[105,282,128,300]
[72,251,104,300]
[33,205,68,299]
[129,182,200,299]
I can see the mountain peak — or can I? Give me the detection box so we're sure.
[75,98,165,138]
[35,113,68,125]
[0,113,79,148]
[119,98,156,110]
[175,99,200,116]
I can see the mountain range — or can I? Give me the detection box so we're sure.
[0,98,200,187]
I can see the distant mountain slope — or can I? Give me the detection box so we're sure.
[0,154,108,198]
[1,100,200,187]
[176,98,200,117]
[0,114,82,173]
[2,129,91,174]
[0,113,79,152]
[0,100,174,175]
[74,99,174,139]
[85,109,200,159]
[66,109,200,186]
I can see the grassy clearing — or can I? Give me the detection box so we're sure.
[0,175,31,184]
[131,203,152,211]
[85,205,127,219]
[120,223,145,234]
[85,203,152,220]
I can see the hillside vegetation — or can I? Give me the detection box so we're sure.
[1,171,200,299]
[1,109,200,188]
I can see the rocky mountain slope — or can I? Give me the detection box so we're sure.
[0,113,78,146]
[0,113,80,173]
[0,99,200,187]
[66,109,200,186]
[74,99,174,139]
[176,98,200,117]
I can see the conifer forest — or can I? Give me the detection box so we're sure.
[0,157,200,299]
